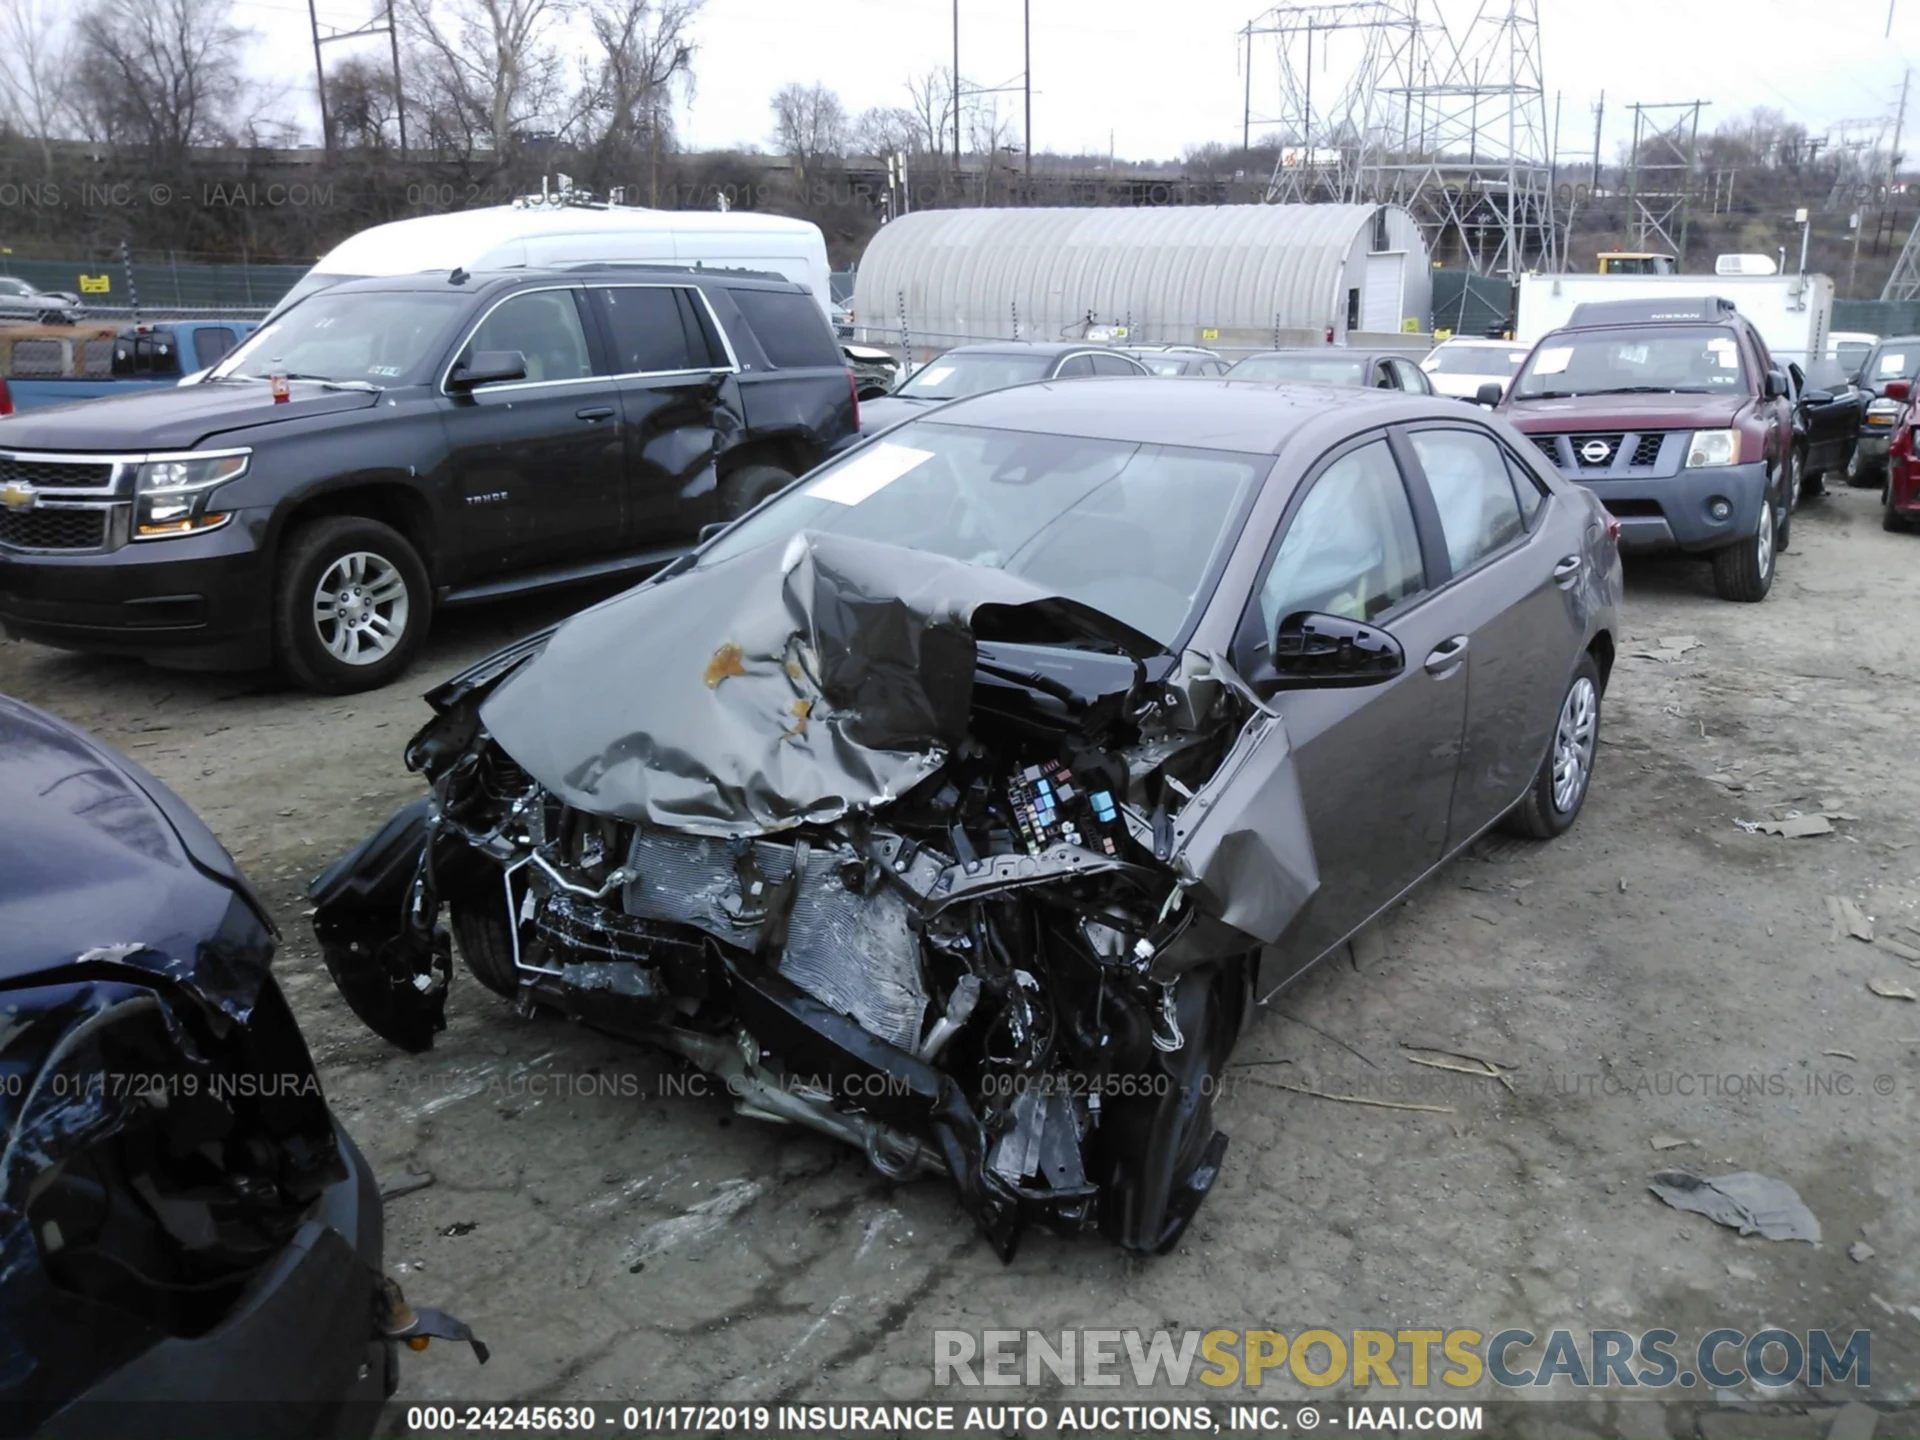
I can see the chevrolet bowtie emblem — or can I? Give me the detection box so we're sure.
[0,481,38,512]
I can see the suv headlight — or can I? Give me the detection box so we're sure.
[133,451,249,538]
[1684,430,1740,468]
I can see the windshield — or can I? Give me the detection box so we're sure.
[1833,340,1873,375]
[898,352,1055,400]
[1423,345,1529,377]
[1511,327,1747,398]
[1227,354,1367,385]
[212,290,467,386]
[699,422,1268,645]
[261,269,363,325]
[1862,342,1920,385]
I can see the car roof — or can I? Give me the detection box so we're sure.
[1236,348,1382,359]
[316,265,810,299]
[1868,334,1920,346]
[1430,337,1523,348]
[936,340,1130,358]
[918,375,1473,455]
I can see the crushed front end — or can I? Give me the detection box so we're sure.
[313,533,1320,1257]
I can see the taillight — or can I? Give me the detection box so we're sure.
[0,376,12,417]
[846,368,859,430]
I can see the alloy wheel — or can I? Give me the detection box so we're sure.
[1551,676,1598,814]
[312,551,411,665]
[1755,499,1774,581]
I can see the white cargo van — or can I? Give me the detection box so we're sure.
[264,200,833,322]
[1516,268,1833,370]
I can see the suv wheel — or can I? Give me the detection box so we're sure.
[1845,446,1876,488]
[717,463,796,519]
[274,516,431,693]
[1503,653,1602,839]
[1773,463,1792,553]
[1711,497,1775,602]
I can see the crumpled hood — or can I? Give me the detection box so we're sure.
[479,531,1158,836]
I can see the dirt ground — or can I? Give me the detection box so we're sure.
[6,484,1919,1433]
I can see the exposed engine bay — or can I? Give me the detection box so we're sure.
[312,532,1321,1257]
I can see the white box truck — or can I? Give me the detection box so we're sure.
[1516,270,1833,370]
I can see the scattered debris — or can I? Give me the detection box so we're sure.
[1647,1170,1821,1243]
[380,1171,436,1201]
[1401,1043,1516,1092]
[1868,977,1918,1002]
[1619,878,1629,893]
[1349,924,1387,971]
[438,1221,478,1238]
[1258,1078,1455,1115]
[1848,1241,1876,1263]
[1659,635,1702,653]
[1740,814,1834,838]
[1826,895,1875,942]
[1725,1261,1757,1281]
[1649,1135,1697,1151]
[1876,937,1920,963]
[1823,1050,1858,1061]
[1826,1400,1881,1440]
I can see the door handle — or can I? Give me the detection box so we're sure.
[576,405,615,422]
[1552,554,1583,585]
[1424,636,1469,675]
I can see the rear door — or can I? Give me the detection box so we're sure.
[1236,434,1468,975]
[1398,424,1585,846]
[439,285,629,575]
[588,282,736,544]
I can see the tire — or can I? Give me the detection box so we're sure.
[1773,463,1792,553]
[273,516,431,694]
[717,463,796,520]
[450,893,521,998]
[1845,445,1878,488]
[1886,479,1914,532]
[1503,653,1602,840]
[1710,496,1776,602]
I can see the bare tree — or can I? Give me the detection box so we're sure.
[0,0,76,166]
[569,0,701,202]
[771,81,846,186]
[71,0,250,159]
[401,0,569,160]
[968,98,1017,204]
[324,55,401,150]
[905,66,956,161]
[851,104,918,160]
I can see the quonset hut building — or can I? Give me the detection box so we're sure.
[850,203,1432,357]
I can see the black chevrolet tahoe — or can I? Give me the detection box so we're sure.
[0,266,858,692]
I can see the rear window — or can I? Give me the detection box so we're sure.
[726,288,841,369]
[594,285,697,373]
[6,338,65,377]
[1866,344,1920,381]
[191,326,238,369]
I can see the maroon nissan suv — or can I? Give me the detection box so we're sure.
[1493,296,1795,602]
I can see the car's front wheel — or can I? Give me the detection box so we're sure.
[274,516,431,693]
[1503,653,1602,840]
[1710,497,1776,602]
[1845,446,1877,488]
[717,463,796,519]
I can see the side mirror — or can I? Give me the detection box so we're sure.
[1886,379,1911,403]
[1268,611,1405,690]
[1801,388,1833,406]
[1475,381,1505,407]
[448,349,527,391]
[1763,369,1788,400]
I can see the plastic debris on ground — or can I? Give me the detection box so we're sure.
[1646,1169,1822,1243]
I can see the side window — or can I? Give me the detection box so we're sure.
[673,290,722,367]
[1256,439,1425,637]
[191,326,237,369]
[594,286,695,374]
[726,287,842,369]
[1054,354,1096,377]
[1372,360,1395,389]
[1202,360,1227,376]
[1409,429,1526,572]
[1091,352,1139,376]
[1503,451,1547,527]
[1389,357,1424,392]
[463,289,593,384]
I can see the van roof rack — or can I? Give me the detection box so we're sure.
[1566,295,1740,328]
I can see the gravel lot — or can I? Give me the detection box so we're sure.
[6,485,1918,1431]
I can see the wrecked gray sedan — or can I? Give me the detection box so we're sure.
[311,379,1621,1258]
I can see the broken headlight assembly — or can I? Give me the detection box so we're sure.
[131,449,248,539]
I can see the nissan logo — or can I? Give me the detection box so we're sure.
[1579,440,1614,465]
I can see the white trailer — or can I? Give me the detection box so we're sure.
[1516,271,1833,370]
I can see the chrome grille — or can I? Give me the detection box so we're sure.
[0,455,116,489]
[1568,433,1626,468]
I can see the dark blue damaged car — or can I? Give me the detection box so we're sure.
[0,696,482,1439]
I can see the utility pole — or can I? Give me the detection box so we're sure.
[1890,67,1911,194]
[1590,89,1604,197]
[387,0,408,153]
[307,0,331,149]
[1676,100,1702,265]
[952,0,962,182]
[1242,23,1252,155]
[1023,0,1031,179]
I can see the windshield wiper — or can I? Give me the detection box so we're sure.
[1591,385,1718,395]
[281,372,379,392]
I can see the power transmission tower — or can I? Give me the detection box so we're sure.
[306,0,409,151]
[1623,100,1705,258]
[1246,0,1559,276]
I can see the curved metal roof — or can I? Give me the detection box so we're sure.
[853,204,1416,345]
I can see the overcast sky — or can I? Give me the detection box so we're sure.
[259,0,1920,165]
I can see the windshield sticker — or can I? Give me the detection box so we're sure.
[915,365,955,387]
[805,443,933,506]
[1880,353,1910,375]
[1616,343,1650,365]
[1707,338,1739,368]
[1533,346,1572,375]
